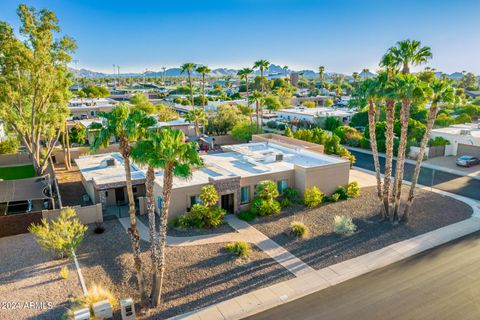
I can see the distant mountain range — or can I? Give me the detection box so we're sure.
[71,64,477,80]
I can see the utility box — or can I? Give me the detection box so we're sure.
[92,299,113,319]
[73,307,91,320]
[120,298,136,320]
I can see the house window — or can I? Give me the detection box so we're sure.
[132,186,138,194]
[277,180,288,194]
[240,186,250,204]
[190,195,202,206]
[157,196,163,210]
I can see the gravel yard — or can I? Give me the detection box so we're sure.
[251,186,473,270]
[77,220,292,319]
[0,233,82,320]
[137,212,237,237]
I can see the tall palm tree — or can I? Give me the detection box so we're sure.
[195,65,211,110]
[402,79,454,222]
[388,39,432,75]
[249,90,264,132]
[237,68,253,107]
[283,65,289,80]
[361,79,383,210]
[180,62,196,107]
[148,128,202,306]
[253,59,270,92]
[91,104,156,307]
[390,74,424,223]
[318,66,325,88]
[352,72,360,83]
[362,68,370,81]
[184,108,207,137]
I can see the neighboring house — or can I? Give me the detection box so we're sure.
[276,106,355,124]
[204,99,249,112]
[151,117,195,137]
[69,98,117,119]
[430,123,480,156]
[75,153,146,219]
[153,134,350,219]
[464,90,480,99]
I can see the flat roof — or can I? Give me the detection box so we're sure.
[0,176,51,203]
[432,123,480,138]
[277,107,354,117]
[75,153,145,189]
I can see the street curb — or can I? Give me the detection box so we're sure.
[168,170,480,320]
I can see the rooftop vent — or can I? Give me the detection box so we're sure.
[106,158,115,167]
[460,129,471,135]
[275,154,284,162]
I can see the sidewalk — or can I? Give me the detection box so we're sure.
[169,169,480,320]
[347,146,480,180]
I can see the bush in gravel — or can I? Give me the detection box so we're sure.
[59,266,69,280]
[303,186,324,208]
[225,241,251,258]
[289,221,309,238]
[29,207,87,259]
[82,283,117,309]
[200,185,219,207]
[237,210,256,222]
[346,181,360,198]
[173,215,192,229]
[266,120,278,129]
[334,215,357,236]
[283,187,299,203]
[251,198,281,216]
[188,204,226,229]
[335,186,349,200]
[280,197,293,208]
[94,222,105,234]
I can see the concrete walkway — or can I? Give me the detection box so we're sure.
[169,169,480,320]
[118,215,314,277]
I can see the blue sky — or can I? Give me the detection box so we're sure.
[1,0,479,74]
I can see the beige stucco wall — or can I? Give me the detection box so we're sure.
[294,162,350,196]
[42,204,103,225]
[154,182,206,220]
[53,144,120,165]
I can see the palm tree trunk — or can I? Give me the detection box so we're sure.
[151,163,174,307]
[202,74,206,110]
[145,166,157,266]
[255,100,260,133]
[391,99,411,224]
[121,142,147,307]
[367,98,384,216]
[402,104,438,222]
[383,100,395,217]
[188,72,194,108]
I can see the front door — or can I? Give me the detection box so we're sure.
[221,193,234,214]
[115,187,125,205]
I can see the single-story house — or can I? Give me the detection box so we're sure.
[430,123,480,156]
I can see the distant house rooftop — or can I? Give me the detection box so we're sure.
[431,123,480,138]
[277,106,354,118]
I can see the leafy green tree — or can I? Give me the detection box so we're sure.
[206,104,246,135]
[0,136,20,154]
[0,5,76,175]
[131,93,156,114]
[435,113,454,127]
[184,108,207,136]
[460,72,478,89]
[454,113,472,124]
[324,116,342,131]
[91,104,156,305]
[263,95,283,111]
[29,207,87,259]
[231,121,260,142]
[80,84,109,98]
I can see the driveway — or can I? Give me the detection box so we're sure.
[246,231,480,320]
[425,156,480,179]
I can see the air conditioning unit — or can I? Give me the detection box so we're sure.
[73,308,91,320]
[120,298,136,320]
[92,299,113,319]
[460,129,471,135]
[275,154,284,161]
[106,158,115,166]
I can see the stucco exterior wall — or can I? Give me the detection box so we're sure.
[294,162,350,196]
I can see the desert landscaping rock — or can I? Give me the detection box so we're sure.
[76,220,292,319]
[251,186,473,270]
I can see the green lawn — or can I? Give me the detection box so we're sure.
[0,165,36,180]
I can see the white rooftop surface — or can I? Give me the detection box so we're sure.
[278,107,354,117]
[69,98,115,105]
[151,117,192,128]
[75,153,145,186]
[155,142,348,189]
[432,123,480,138]
[76,118,103,128]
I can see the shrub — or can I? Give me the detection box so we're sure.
[302,101,316,108]
[284,127,293,137]
[334,186,349,200]
[60,266,69,280]
[280,198,292,208]
[189,204,226,229]
[250,198,281,216]
[359,137,370,149]
[225,241,251,258]
[255,180,279,201]
[200,185,219,207]
[28,207,87,259]
[327,193,340,202]
[173,215,192,229]
[283,187,299,203]
[81,283,117,309]
[237,210,256,222]
[334,215,357,236]
[346,181,360,198]
[303,186,324,208]
[266,120,277,129]
[289,222,309,238]
[428,136,450,147]
[277,123,286,130]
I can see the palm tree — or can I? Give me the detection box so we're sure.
[361,79,383,210]
[362,68,370,81]
[352,72,360,83]
[390,74,424,223]
[318,66,325,88]
[249,90,264,132]
[237,68,253,108]
[91,104,156,307]
[283,65,289,80]
[253,59,270,92]
[195,65,211,110]
[388,39,432,75]
[402,79,454,222]
[148,128,202,307]
[180,62,196,107]
[184,108,207,137]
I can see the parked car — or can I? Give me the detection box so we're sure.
[456,155,480,167]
